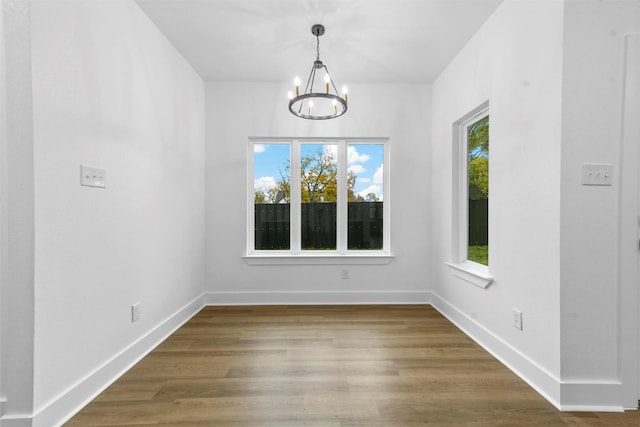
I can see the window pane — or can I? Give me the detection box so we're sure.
[254,144,290,250]
[348,144,384,250]
[467,116,489,265]
[301,144,337,250]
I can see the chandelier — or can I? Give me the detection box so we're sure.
[288,24,348,120]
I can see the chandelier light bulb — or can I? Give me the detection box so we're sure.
[294,76,301,96]
[324,74,330,93]
[342,86,348,103]
[288,91,294,100]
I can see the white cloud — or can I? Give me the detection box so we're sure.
[254,176,277,193]
[357,185,383,201]
[254,144,266,153]
[357,177,371,184]
[323,145,338,159]
[348,146,371,165]
[372,164,384,184]
[349,164,366,175]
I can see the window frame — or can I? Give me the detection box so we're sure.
[245,137,392,265]
[447,102,493,287]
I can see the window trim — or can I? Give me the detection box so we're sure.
[449,102,493,287]
[246,137,392,263]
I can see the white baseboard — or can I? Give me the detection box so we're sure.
[430,292,563,408]
[0,415,31,427]
[204,290,432,306]
[17,289,628,427]
[25,290,427,426]
[559,382,625,412]
[430,292,627,412]
[31,294,205,427]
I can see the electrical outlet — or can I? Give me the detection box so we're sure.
[512,309,523,330]
[131,303,141,323]
[341,269,350,280]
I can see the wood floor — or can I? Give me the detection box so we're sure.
[66,305,639,426]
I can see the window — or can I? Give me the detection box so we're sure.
[449,103,492,287]
[466,115,489,265]
[248,138,390,263]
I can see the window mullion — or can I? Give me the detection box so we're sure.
[337,140,348,253]
[247,141,255,253]
[383,143,390,252]
[291,140,301,254]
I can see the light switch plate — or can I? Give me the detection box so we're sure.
[582,163,613,186]
[512,309,523,330]
[81,165,106,188]
[131,302,141,322]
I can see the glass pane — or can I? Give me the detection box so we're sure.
[301,144,337,250]
[254,143,290,250]
[347,144,384,250]
[467,115,489,265]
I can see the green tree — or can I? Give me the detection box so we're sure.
[255,148,356,203]
[300,149,337,202]
[468,116,489,198]
[254,190,267,204]
[469,157,488,197]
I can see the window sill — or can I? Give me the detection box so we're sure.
[244,253,395,265]
[446,262,494,288]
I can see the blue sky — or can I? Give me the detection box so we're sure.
[254,143,384,200]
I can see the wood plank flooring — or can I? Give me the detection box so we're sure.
[66,305,640,426]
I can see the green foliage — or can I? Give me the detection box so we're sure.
[300,149,337,202]
[255,148,357,204]
[468,157,489,197]
[468,116,489,159]
[365,193,379,202]
[468,115,489,198]
[254,191,266,204]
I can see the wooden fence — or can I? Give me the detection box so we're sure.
[468,198,488,245]
[255,200,486,249]
[255,202,383,250]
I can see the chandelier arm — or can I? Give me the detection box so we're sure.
[308,65,317,95]
[323,65,342,97]
[299,63,317,114]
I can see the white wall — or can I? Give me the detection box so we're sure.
[1,0,36,424]
[205,82,431,303]
[29,0,205,425]
[431,0,564,406]
[0,0,4,414]
[559,0,640,408]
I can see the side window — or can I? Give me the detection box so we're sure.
[466,115,489,265]
[453,103,489,270]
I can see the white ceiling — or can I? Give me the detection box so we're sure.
[135,0,503,84]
